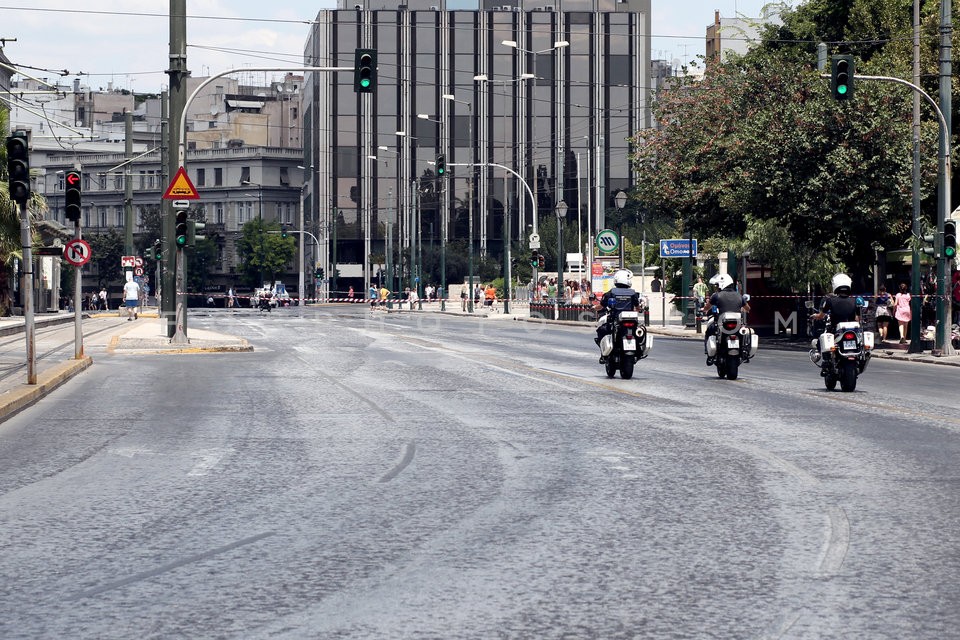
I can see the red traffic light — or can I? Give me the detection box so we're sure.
[66,171,80,186]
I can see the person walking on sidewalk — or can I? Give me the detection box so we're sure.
[894,282,912,344]
[123,278,141,321]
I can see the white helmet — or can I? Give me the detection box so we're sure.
[831,273,852,294]
[613,269,633,287]
[713,273,734,290]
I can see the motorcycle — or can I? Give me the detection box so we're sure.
[598,309,653,380]
[808,300,873,392]
[705,311,758,380]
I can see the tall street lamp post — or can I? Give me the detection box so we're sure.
[242,180,264,286]
[614,190,627,269]
[555,201,567,313]
[473,72,535,314]
[442,93,474,312]
[417,113,447,310]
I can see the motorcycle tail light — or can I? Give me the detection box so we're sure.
[622,321,636,329]
[843,331,856,342]
[722,320,738,331]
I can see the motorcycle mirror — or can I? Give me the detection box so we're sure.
[804,301,815,309]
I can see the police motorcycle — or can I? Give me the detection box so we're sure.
[594,270,653,380]
[703,275,758,381]
[807,275,873,392]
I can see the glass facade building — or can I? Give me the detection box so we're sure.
[303,1,651,288]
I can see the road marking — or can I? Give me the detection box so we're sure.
[379,440,416,483]
[188,449,232,476]
[817,505,850,574]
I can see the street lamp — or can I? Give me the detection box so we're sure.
[241,179,264,286]
[615,190,627,268]
[473,72,536,314]
[417,112,448,310]
[442,93,474,313]
[555,201,567,310]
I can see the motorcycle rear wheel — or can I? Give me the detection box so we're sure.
[605,358,617,378]
[726,357,739,381]
[620,358,635,380]
[839,361,858,392]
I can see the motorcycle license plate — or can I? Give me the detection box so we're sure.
[622,338,635,352]
[727,337,739,348]
[843,340,856,350]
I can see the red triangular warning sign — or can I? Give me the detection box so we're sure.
[162,166,200,200]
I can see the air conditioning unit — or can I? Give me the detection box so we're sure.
[545,4,556,10]
[513,5,522,11]
[533,6,544,11]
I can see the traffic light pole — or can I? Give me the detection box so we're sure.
[18,199,36,384]
[825,73,953,354]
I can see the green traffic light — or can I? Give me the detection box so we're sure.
[837,85,848,95]
[176,236,186,247]
[360,78,371,88]
[946,247,956,258]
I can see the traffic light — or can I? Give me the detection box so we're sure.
[944,220,957,259]
[175,210,188,247]
[153,239,162,261]
[922,231,936,256]
[187,220,206,246]
[64,169,82,222]
[354,48,377,93]
[280,224,288,239]
[6,132,31,205]
[538,254,545,269]
[315,266,324,279]
[436,154,446,176]
[830,55,855,101]
[530,250,539,267]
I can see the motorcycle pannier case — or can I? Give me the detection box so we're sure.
[706,335,718,357]
[600,334,614,356]
[818,332,835,353]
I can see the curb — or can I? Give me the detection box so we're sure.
[0,356,93,423]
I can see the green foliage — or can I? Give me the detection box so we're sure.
[237,217,296,287]
[87,229,125,288]
[630,0,945,289]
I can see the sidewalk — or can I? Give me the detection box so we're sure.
[0,308,251,423]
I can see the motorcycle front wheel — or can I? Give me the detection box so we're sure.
[716,357,727,379]
[824,374,837,391]
[839,360,858,392]
[620,357,635,380]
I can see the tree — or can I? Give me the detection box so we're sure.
[631,13,941,289]
[87,229,124,288]
[236,218,296,287]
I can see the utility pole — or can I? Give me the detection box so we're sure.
[124,110,134,256]
[936,0,953,354]
[165,0,188,340]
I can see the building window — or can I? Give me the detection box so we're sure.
[240,167,251,184]
[215,168,223,186]
[139,171,146,190]
[116,206,124,227]
[98,207,107,228]
[280,167,289,186]
[98,174,106,189]
[196,168,206,186]
[114,174,124,190]
[216,202,224,224]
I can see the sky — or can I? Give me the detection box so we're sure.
[0,1,780,94]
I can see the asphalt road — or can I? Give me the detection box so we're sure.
[0,306,957,639]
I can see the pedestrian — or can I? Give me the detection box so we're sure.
[650,275,662,293]
[484,284,496,310]
[369,283,378,309]
[893,282,911,344]
[123,277,141,321]
[348,285,355,301]
[227,286,235,308]
[874,284,892,343]
[408,287,419,309]
[425,284,434,302]
[693,276,708,307]
[378,283,390,309]
[461,287,468,311]
[99,287,108,311]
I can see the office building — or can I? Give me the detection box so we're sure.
[302,0,651,289]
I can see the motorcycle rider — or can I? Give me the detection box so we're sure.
[701,273,750,361]
[593,269,646,356]
[812,273,860,330]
